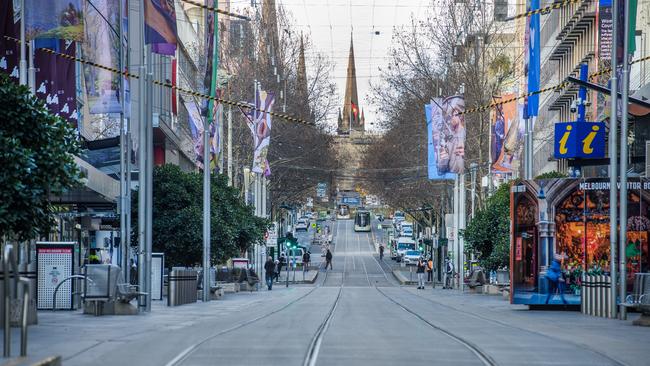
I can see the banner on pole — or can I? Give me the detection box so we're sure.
[0,1,20,80]
[491,96,524,174]
[144,0,177,55]
[25,0,84,41]
[241,85,275,176]
[526,0,540,117]
[425,96,465,178]
[34,39,78,126]
[82,0,124,114]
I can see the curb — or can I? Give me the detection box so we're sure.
[392,270,417,285]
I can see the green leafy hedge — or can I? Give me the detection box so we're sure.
[131,165,270,267]
[460,183,510,271]
[0,75,81,241]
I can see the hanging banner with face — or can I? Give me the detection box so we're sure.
[427,96,465,176]
[425,101,454,180]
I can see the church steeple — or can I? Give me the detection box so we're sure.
[260,0,281,86]
[296,34,310,119]
[339,33,362,134]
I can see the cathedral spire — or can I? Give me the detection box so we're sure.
[296,34,309,111]
[339,33,362,134]
[260,0,281,85]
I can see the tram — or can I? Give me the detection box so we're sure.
[354,210,371,232]
[336,204,350,220]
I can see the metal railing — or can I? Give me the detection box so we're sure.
[52,275,88,312]
[3,244,30,357]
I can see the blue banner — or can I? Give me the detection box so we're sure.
[554,122,606,159]
[425,101,460,180]
[527,0,540,117]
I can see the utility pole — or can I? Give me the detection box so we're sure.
[619,0,632,320]
[145,49,153,312]
[137,0,148,312]
[203,0,220,303]
[227,104,233,186]
[19,0,26,86]
[608,0,619,320]
[118,0,128,284]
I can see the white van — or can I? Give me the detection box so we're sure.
[400,222,414,238]
[396,237,416,258]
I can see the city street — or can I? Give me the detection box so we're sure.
[5,220,649,366]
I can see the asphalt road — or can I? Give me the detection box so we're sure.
[15,219,650,366]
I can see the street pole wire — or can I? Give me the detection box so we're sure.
[2,35,309,125]
[180,0,251,20]
[505,0,587,21]
[7,35,650,120]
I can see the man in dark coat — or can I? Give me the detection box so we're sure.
[264,256,275,290]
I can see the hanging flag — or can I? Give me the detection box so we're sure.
[0,0,20,80]
[205,0,220,172]
[240,85,275,175]
[425,100,455,180]
[82,0,124,114]
[171,58,177,116]
[183,100,205,168]
[144,0,177,56]
[527,0,540,118]
[491,95,524,174]
[25,0,84,41]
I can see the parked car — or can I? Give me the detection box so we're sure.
[402,250,422,265]
[295,219,309,232]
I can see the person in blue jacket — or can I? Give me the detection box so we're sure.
[545,253,568,304]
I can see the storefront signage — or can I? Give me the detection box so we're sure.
[515,237,522,261]
[554,122,606,159]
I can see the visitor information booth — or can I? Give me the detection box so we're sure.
[510,178,650,306]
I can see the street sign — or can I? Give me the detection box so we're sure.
[316,182,327,198]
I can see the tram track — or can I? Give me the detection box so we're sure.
[164,285,320,366]
[365,240,497,366]
[167,222,347,366]
[404,289,629,366]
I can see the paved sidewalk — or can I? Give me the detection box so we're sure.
[1,287,314,366]
[402,287,650,366]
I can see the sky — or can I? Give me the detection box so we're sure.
[275,0,433,129]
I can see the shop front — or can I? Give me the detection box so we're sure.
[510,178,650,306]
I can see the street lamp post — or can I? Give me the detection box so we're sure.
[469,163,478,219]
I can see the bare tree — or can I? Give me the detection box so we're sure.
[364,0,517,217]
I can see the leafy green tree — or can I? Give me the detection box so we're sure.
[461,183,510,271]
[0,75,81,241]
[132,165,269,267]
[535,171,567,180]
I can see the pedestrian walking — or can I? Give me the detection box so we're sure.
[416,258,426,289]
[379,244,384,260]
[277,253,286,283]
[303,251,311,272]
[545,253,568,305]
[264,256,275,290]
[427,257,433,282]
[325,249,333,270]
[443,258,454,289]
